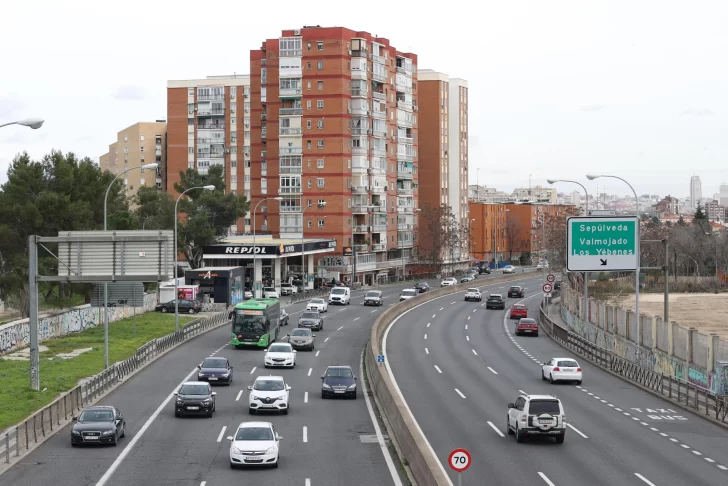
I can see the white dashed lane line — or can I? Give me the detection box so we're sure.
[304,392,309,404]
[466,336,470,341]
[303,426,308,443]
[487,367,498,375]
[427,322,431,328]
[538,472,556,486]
[250,367,257,374]
[634,473,657,486]
[567,423,588,439]
[216,426,227,442]
[432,314,436,319]
[337,326,344,331]
[425,348,429,354]
[424,334,428,340]
[324,337,330,342]
[472,349,478,356]
[353,317,360,321]
[235,390,243,401]
[454,388,467,399]
[434,365,443,374]
[308,368,312,376]
[487,421,505,438]
[315,351,320,357]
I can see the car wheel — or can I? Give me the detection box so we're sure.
[555,434,565,444]
[207,410,213,418]
[230,462,236,469]
[506,417,514,435]
[549,374,555,384]
[264,364,269,369]
[161,307,168,313]
[321,391,327,399]
[111,434,118,446]
[515,424,524,443]
[541,370,546,381]
[282,407,289,415]
[120,425,125,438]
[351,391,357,400]
[249,408,255,415]
[272,459,279,469]
[71,442,78,447]
[174,410,181,418]
[576,380,582,386]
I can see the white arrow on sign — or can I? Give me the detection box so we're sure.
[542,283,553,293]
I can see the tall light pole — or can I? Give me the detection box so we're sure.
[547,179,590,322]
[587,174,641,348]
[0,118,44,130]
[174,185,215,330]
[302,201,326,293]
[103,162,158,368]
[252,197,283,297]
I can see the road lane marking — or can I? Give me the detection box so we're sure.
[432,314,436,318]
[455,388,466,399]
[425,348,429,354]
[718,465,728,470]
[473,309,477,313]
[250,367,257,374]
[308,368,312,376]
[472,349,478,356]
[487,421,505,437]
[466,336,470,341]
[303,426,308,443]
[427,322,431,328]
[705,458,715,463]
[337,326,344,331]
[304,392,309,403]
[538,472,556,486]
[306,479,311,486]
[440,307,444,311]
[670,438,678,442]
[650,427,659,432]
[353,317,360,321]
[615,408,623,412]
[235,390,243,401]
[324,337,330,342]
[634,473,656,486]
[451,302,456,304]
[371,310,378,313]
[659,432,668,436]
[487,367,498,374]
[567,423,588,438]
[465,324,468,329]
[315,351,320,357]
[692,450,702,456]
[680,444,690,449]
[424,334,428,340]
[467,316,471,320]
[217,426,227,442]
[434,365,443,373]
[201,482,206,486]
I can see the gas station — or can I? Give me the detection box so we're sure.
[202,235,337,296]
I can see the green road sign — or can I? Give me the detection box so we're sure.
[566,216,639,271]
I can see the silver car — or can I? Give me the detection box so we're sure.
[287,328,316,351]
[502,265,516,274]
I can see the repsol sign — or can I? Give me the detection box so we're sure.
[224,246,270,254]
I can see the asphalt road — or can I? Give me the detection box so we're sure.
[386,276,728,486]
[0,277,490,486]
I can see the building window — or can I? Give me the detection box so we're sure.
[307,81,311,91]
[318,219,325,227]
[307,62,311,70]
[348,198,351,208]
[306,100,312,110]
[317,159,324,168]
[307,41,312,51]
[307,120,312,129]
[318,198,325,205]
[317,140,324,148]
[316,100,324,109]
[307,179,312,188]
[317,80,324,91]
[188,88,194,96]
[317,61,324,70]
[140,156,144,163]
[308,219,312,228]
[317,120,324,129]
[230,86,236,97]
[188,147,193,154]
[317,41,324,51]
[307,140,312,149]
[140,135,145,141]
[317,178,325,188]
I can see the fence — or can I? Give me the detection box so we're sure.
[0,310,229,466]
[289,288,329,304]
[538,300,728,426]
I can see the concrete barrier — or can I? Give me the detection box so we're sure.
[366,273,533,486]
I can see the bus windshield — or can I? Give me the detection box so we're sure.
[233,314,268,334]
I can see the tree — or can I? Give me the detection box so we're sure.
[503,214,528,262]
[413,203,453,274]
[172,165,249,268]
[542,206,579,269]
[693,203,710,233]
[135,186,175,230]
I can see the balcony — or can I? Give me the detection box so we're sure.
[261,129,267,139]
[280,225,303,233]
[369,164,386,175]
[351,106,368,116]
[396,84,413,94]
[397,135,413,144]
[279,108,303,116]
[372,54,386,65]
[397,168,414,179]
[372,72,387,83]
[397,187,414,196]
[397,223,415,231]
[279,87,302,98]
[354,244,369,252]
[352,146,367,156]
[397,152,415,162]
[351,185,368,194]
[371,223,387,232]
[397,239,414,248]
[372,91,386,102]
[352,205,369,214]
[371,110,386,120]
[280,48,302,57]
[397,206,416,214]
[280,147,303,155]
[351,49,367,57]
[197,94,224,101]
[371,148,386,157]
[396,66,412,75]
[353,225,369,233]
[279,186,303,195]
[397,99,413,111]
[371,186,386,193]
[372,243,387,252]
[197,125,225,131]
[352,88,368,97]
[261,113,267,121]
[198,152,225,160]
[197,109,225,116]
[372,129,387,138]
[280,205,303,213]
[352,127,369,136]
[396,115,413,128]
[279,164,302,174]
[280,127,303,136]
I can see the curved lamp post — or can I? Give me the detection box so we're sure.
[0,118,44,130]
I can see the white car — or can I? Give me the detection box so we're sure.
[228,421,281,469]
[264,343,296,369]
[542,357,582,385]
[244,290,253,299]
[464,288,482,302]
[307,298,328,313]
[507,393,566,443]
[537,261,549,270]
[263,287,279,299]
[280,283,297,295]
[399,289,417,301]
[502,265,516,274]
[248,376,291,415]
[440,277,457,287]
[328,286,351,305]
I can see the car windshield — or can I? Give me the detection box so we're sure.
[263,287,275,292]
[291,329,311,337]
[326,367,353,378]
[301,312,318,319]
[510,287,520,290]
[254,379,285,391]
[417,283,427,287]
[489,295,502,299]
[366,291,380,297]
[513,304,525,309]
[179,384,209,395]
[311,298,325,304]
[201,358,227,368]
[268,344,291,353]
[235,427,274,441]
[557,360,579,367]
[79,410,114,422]
[467,289,479,293]
[281,283,292,287]
[331,288,346,295]
[520,319,537,324]
[529,400,561,415]
[232,314,267,334]
[401,290,416,296]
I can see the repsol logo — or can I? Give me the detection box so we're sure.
[224,246,268,254]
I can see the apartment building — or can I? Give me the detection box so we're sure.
[167,74,251,233]
[248,26,419,284]
[705,200,726,222]
[418,70,469,263]
[99,121,167,203]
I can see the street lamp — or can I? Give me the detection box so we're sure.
[587,174,641,348]
[252,197,283,298]
[303,201,326,293]
[102,162,159,368]
[0,118,44,130]
[547,179,590,322]
[174,185,215,330]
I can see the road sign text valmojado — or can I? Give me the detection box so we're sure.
[572,222,636,256]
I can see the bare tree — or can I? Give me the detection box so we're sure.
[413,204,457,275]
[543,206,579,269]
[503,215,522,262]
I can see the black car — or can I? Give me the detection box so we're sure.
[508,286,525,298]
[197,356,233,385]
[281,308,290,326]
[321,365,357,399]
[414,282,431,293]
[155,299,201,314]
[480,267,491,274]
[486,294,506,310]
[298,310,324,331]
[554,280,562,290]
[288,328,316,350]
[71,406,125,446]
[363,290,384,306]
[174,381,217,417]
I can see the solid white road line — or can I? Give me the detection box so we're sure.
[538,472,556,486]
[455,388,466,399]
[487,421,505,438]
[472,349,478,356]
[465,324,468,329]
[324,337,330,342]
[235,390,243,401]
[315,351,320,357]
[634,473,657,486]
[467,316,471,320]
[200,482,206,486]
[337,326,344,331]
[305,479,311,486]
[96,367,199,485]
[217,426,227,443]
[308,368,313,376]
[487,367,498,375]
[434,365,443,373]
[567,423,588,438]
[440,307,444,311]
[473,309,477,313]
[371,310,377,313]
[519,389,526,394]
[425,348,429,354]
[250,366,257,374]
[303,426,308,443]
[359,349,404,486]
[304,392,309,403]
[718,465,728,470]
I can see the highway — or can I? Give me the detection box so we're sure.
[385,275,728,486]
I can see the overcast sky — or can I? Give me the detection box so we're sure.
[2,0,726,198]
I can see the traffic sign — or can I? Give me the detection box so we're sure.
[588,209,617,216]
[448,448,471,472]
[566,216,639,272]
[542,283,553,293]
[377,354,385,364]
[546,274,555,283]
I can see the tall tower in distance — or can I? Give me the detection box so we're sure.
[720,183,728,207]
[690,175,702,209]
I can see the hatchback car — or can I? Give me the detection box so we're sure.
[515,318,539,336]
[174,382,217,417]
[460,275,475,283]
[321,365,357,399]
[155,299,200,314]
[485,294,506,309]
[298,310,323,331]
[508,286,525,298]
[228,421,281,469]
[197,356,234,385]
[464,288,482,302]
[415,282,431,293]
[507,393,566,443]
[510,304,528,320]
[264,343,296,369]
[248,376,291,415]
[363,290,384,306]
[542,358,582,385]
[71,406,125,446]
[287,328,315,351]
[502,265,516,274]
[399,289,418,301]
[440,277,458,287]
[307,298,328,312]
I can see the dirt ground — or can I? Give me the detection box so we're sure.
[617,293,728,340]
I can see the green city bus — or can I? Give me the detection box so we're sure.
[229,298,281,348]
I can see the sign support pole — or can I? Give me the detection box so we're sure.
[28,235,40,391]
[458,473,462,486]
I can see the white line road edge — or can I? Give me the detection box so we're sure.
[360,348,403,486]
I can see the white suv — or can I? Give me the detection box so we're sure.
[248,376,291,415]
[440,277,458,287]
[263,287,279,299]
[280,283,297,296]
[506,393,566,443]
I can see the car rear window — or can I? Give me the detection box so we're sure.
[510,286,520,290]
[366,291,380,297]
[557,360,579,367]
[520,319,537,324]
[467,289,479,293]
[401,289,416,296]
[529,400,561,415]
[489,294,502,299]
[513,305,525,309]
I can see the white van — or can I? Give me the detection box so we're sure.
[328,286,351,305]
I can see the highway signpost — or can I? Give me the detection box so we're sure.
[377,354,385,365]
[546,274,555,283]
[566,216,639,272]
[542,283,553,293]
[448,448,471,485]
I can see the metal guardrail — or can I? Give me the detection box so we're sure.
[538,304,728,425]
[0,311,230,464]
[289,288,328,304]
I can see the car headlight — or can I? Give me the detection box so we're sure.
[201,399,211,405]
[221,372,229,376]
[102,430,115,436]
[322,383,331,389]
[250,395,260,401]
[265,446,277,455]
[348,384,357,389]
[176,398,184,404]
[72,430,81,436]
[231,446,243,454]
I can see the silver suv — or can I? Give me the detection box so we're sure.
[506,393,566,443]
